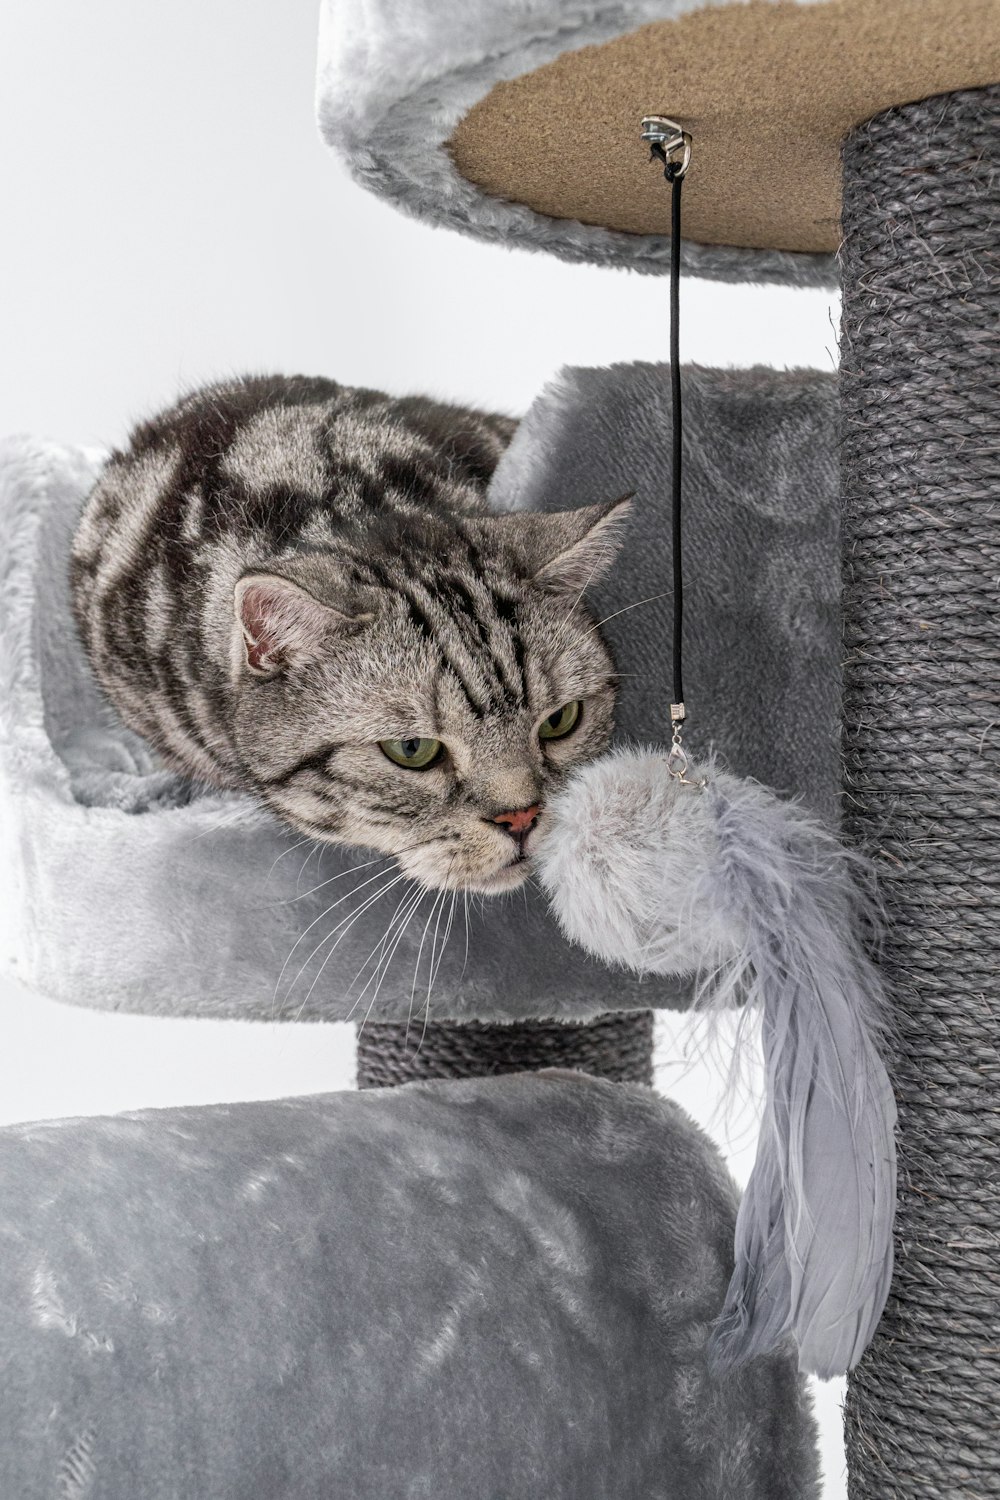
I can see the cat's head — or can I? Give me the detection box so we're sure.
[230,498,631,892]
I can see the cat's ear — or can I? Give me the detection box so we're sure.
[235,574,357,676]
[502,496,633,596]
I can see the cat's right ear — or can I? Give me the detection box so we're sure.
[492,495,633,596]
[235,574,358,676]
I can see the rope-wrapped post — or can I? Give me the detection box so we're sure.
[840,86,1000,1498]
[356,1012,654,1089]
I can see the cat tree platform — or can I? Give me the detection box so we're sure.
[320,3,1000,1494]
[0,1073,821,1499]
[0,364,838,1026]
[318,0,996,285]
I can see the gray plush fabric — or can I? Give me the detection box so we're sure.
[490,363,842,820]
[316,0,837,288]
[0,363,839,1020]
[0,1072,820,1498]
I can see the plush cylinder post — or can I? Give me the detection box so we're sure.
[355,1012,654,1088]
[840,86,1000,1498]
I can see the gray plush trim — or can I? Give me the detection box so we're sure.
[0,1072,820,1499]
[316,0,838,287]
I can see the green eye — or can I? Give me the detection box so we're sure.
[538,701,582,741]
[379,736,443,770]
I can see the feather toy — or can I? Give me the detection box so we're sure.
[536,121,897,1378]
[537,751,897,1378]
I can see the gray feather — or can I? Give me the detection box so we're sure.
[538,749,897,1377]
[698,773,896,1378]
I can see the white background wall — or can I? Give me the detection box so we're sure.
[1,0,846,1492]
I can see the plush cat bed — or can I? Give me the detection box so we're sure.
[317,0,996,285]
[0,1070,820,1499]
[0,363,838,1020]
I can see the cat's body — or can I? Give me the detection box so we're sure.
[71,375,628,892]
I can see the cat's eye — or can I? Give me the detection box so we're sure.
[379,736,444,770]
[538,701,582,741]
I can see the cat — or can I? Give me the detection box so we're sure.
[71,374,630,894]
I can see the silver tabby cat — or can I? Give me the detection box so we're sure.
[71,375,630,894]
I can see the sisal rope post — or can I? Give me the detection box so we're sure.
[355,1012,654,1089]
[840,85,1000,1498]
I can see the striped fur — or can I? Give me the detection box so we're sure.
[71,375,629,891]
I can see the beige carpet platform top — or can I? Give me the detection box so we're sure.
[320,0,1000,283]
[449,0,998,255]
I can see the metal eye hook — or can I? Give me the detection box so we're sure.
[641,115,692,179]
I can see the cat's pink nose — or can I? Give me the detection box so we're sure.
[492,804,541,841]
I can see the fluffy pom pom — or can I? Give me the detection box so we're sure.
[537,748,739,975]
[537,748,897,1378]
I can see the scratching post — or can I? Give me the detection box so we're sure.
[840,85,1000,1498]
[356,1012,654,1089]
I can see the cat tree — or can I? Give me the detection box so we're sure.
[0,1,994,1492]
[1,399,832,1492]
[1,370,840,1028]
[319,0,1000,1493]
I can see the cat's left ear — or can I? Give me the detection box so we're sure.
[235,573,362,676]
[498,496,633,596]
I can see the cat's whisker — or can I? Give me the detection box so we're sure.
[259,833,314,885]
[271,864,408,1016]
[248,856,396,921]
[294,871,409,998]
[407,882,446,1050]
[273,863,401,1001]
[343,880,420,1017]
[295,838,326,890]
[364,882,418,976]
[418,886,458,1039]
[183,798,261,845]
[461,888,471,979]
[354,882,429,1041]
[551,537,621,653]
[589,590,672,633]
[284,871,408,1024]
[350,894,416,1014]
[429,887,457,996]
[353,883,427,1038]
[256,835,326,902]
[279,881,403,1026]
[406,880,450,1047]
[279,836,445,906]
[415,862,458,1051]
[284,840,320,882]
[272,852,398,908]
[381,883,430,986]
[415,914,444,1056]
[444,890,459,979]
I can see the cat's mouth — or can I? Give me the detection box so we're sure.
[396,821,544,895]
[470,857,534,895]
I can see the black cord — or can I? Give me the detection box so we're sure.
[666,163,684,711]
[649,142,685,711]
